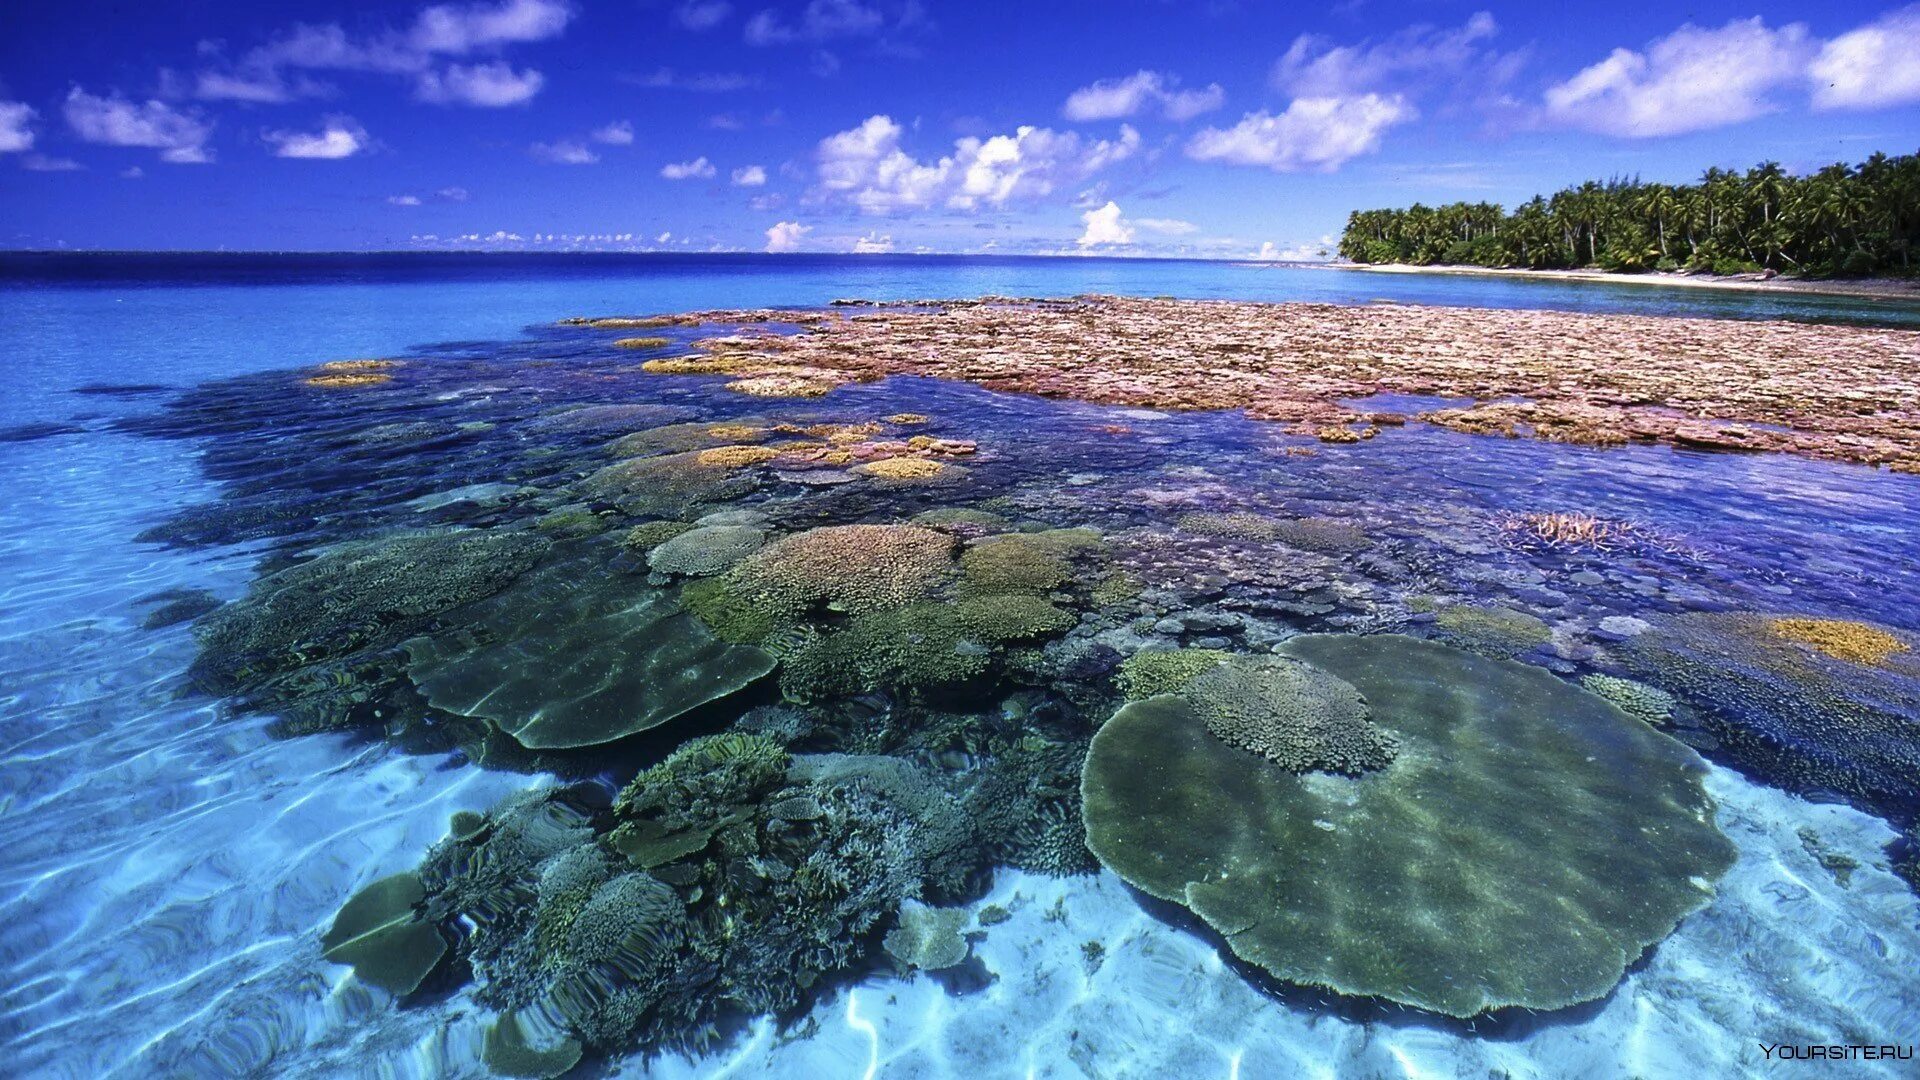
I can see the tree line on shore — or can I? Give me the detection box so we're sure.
[1337,150,1920,277]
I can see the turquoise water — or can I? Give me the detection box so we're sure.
[1,254,1917,1078]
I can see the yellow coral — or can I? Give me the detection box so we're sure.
[857,457,947,480]
[705,423,767,441]
[641,355,750,375]
[304,372,393,388]
[886,413,930,425]
[1769,618,1911,667]
[695,445,782,469]
[612,336,672,349]
[726,376,836,398]
[317,359,401,372]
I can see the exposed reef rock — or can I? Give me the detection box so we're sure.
[1082,634,1736,1017]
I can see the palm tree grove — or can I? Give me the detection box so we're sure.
[1338,151,1920,277]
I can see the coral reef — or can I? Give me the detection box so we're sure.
[1083,634,1736,1017]
[579,450,760,518]
[957,529,1102,596]
[612,336,672,350]
[1115,648,1229,699]
[1581,673,1677,725]
[1624,612,1920,818]
[320,872,446,997]
[1434,604,1553,656]
[883,902,972,970]
[778,594,1075,700]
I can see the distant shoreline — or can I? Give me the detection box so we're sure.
[1315,262,1920,303]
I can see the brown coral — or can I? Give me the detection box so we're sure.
[1769,617,1912,667]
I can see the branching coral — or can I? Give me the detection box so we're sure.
[778,595,1075,700]
[1768,617,1911,667]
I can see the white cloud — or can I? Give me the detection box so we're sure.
[730,163,768,186]
[1542,18,1812,137]
[531,139,599,164]
[0,102,35,153]
[851,231,893,253]
[416,61,545,105]
[1135,217,1197,235]
[1275,12,1500,96]
[193,70,318,103]
[22,153,83,172]
[814,114,1141,214]
[765,220,810,252]
[676,1,732,31]
[1062,70,1225,122]
[265,117,368,159]
[63,88,213,163]
[408,0,575,54]
[122,166,145,179]
[656,231,672,243]
[662,155,717,179]
[1077,200,1134,247]
[591,120,635,145]
[438,186,470,201]
[1811,5,1920,111]
[389,194,424,205]
[630,67,760,91]
[1186,95,1413,172]
[744,0,885,45]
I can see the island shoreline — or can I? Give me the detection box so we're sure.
[1307,261,1920,302]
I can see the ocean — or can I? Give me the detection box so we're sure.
[1,253,1915,1079]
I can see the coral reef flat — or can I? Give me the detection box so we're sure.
[3,260,1917,1080]
[619,295,1920,469]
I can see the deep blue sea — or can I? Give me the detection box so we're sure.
[1,253,1916,1079]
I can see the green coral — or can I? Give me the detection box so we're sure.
[1184,654,1398,775]
[678,575,790,645]
[1176,511,1278,541]
[623,520,696,553]
[1082,633,1735,1018]
[778,594,1075,700]
[957,528,1103,596]
[320,872,447,997]
[1434,604,1553,656]
[883,902,972,970]
[579,450,758,518]
[647,524,768,577]
[1581,673,1677,725]
[191,528,549,696]
[911,507,1010,533]
[726,523,956,617]
[1115,648,1229,699]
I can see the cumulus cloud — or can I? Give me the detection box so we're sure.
[409,0,573,53]
[1275,12,1500,96]
[64,88,213,163]
[1186,94,1413,172]
[416,61,545,105]
[814,114,1141,214]
[1062,70,1225,122]
[1077,200,1134,247]
[765,220,810,252]
[676,1,733,31]
[592,120,635,144]
[0,102,35,153]
[731,164,768,186]
[1542,17,1813,137]
[1811,5,1920,111]
[531,139,599,164]
[661,155,717,179]
[192,69,331,103]
[851,231,893,253]
[265,117,368,159]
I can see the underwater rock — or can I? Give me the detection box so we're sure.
[1082,634,1735,1017]
[405,548,776,749]
[190,528,550,696]
[884,902,972,970]
[320,872,447,997]
[1622,612,1920,819]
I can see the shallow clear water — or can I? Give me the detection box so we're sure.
[1,254,1917,1079]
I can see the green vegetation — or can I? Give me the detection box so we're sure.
[1338,150,1920,277]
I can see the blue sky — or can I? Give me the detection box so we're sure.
[1,0,1916,255]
